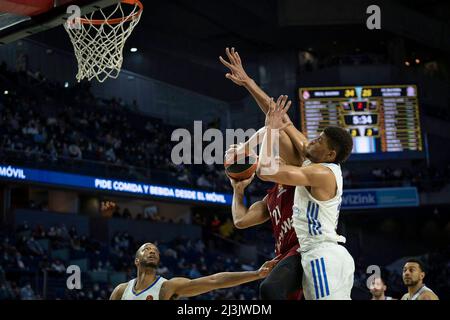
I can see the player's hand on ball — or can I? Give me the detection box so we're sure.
[225,143,244,162]
[228,173,255,191]
[219,47,251,86]
[257,259,279,278]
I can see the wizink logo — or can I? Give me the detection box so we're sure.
[0,166,26,179]
[342,192,376,206]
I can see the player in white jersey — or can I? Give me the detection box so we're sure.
[256,96,355,300]
[369,276,395,300]
[401,259,439,300]
[110,242,277,300]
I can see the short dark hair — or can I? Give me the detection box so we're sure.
[404,258,425,272]
[135,248,140,260]
[323,126,353,164]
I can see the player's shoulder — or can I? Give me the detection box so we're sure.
[116,282,130,291]
[162,277,189,289]
[110,282,129,300]
[160,277,189,300]
[419,290,439,300]
[304,163,337,179]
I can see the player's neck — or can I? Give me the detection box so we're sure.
[407,282,424,297]
[135,268,157,291]
[372,294,386,300]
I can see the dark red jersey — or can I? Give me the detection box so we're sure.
[266,184,300,258]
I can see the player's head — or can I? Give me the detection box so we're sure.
[369,276,387,299]
[135,243,160,270]
[402,259,425,287]
[306,126,353,164]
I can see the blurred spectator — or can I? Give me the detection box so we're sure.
[51,260,66,273]
[188,264,202,279]
[20,283,35,300]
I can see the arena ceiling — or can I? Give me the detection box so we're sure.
[2,0,449,100]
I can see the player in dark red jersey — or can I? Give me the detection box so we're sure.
[229,166,302,300]
[222,47,308,299]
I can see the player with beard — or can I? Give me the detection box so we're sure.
[401,259,439,300]
[109,242,277,300]
[369,276,395,300]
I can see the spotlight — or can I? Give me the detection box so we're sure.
[415,58,420,64]
[405,61,410,66]
[130,47,138,53]
[3,90,8,95]
[64,82,69,88]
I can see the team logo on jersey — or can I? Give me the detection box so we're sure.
[146,295,154,300]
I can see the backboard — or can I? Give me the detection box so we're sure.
[0,0,121,45]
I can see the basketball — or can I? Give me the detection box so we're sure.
[224,152,258,181]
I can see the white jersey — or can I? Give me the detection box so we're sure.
[401,285,435,300]
[121,276,167,300]
[293,160,346,253]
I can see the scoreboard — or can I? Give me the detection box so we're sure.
[299,85,424,159]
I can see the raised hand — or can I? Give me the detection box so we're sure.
[265,95,292,130]
[219,47,251,86]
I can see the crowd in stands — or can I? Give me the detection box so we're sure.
[2,217,448,300]
[0,222,261,300]
[342,163,450,192]
[1,61,450,196]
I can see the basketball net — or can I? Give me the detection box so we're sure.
[64,0,143,83]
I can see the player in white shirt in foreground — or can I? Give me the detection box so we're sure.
[257,96,355,300]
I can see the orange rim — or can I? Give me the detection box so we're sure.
[79,0,143,25]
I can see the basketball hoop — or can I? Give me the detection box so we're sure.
[64,0,143,83]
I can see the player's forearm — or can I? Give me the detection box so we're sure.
[208,270,260,289]
[257,127,279,176]
[176,271,260,298]
[231,190,249,228]
[242,126,266,152]
[244,79,271,114]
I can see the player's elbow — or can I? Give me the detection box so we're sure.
[256,169,281,183]
[256,168,270,181]
[234,219,248,229]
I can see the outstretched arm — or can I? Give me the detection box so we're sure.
[219,47,271,114]
[220,49,308,161]
[159,260,278,300]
